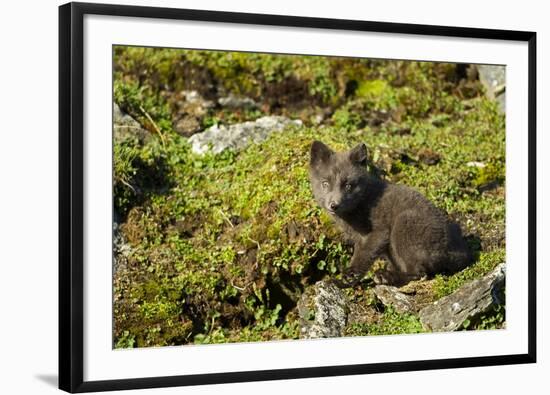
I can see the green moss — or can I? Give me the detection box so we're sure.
[355,79,398,110]
[331,107,363,130]
[471,157,506,189]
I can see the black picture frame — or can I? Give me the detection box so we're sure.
[59,2,537,393]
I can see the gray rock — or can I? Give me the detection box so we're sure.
[311,113,325,126]
[188,116,302,155]
[181,90,215,108]
[419,263,505,332]
[477,65,506,112]
[218,94,257,109]
[113,221,132,274]
[174,116,202,137]
[373,285,415,314]
[113,103,150,144]
[171,90,214,137]
[298,280,349,339]
[182,90,202,104]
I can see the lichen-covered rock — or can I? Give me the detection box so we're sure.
[188,116,302,155]
[174,116,202,137]
[477,65,505,112]
[182,90,213,106]
[170,90,215,137]
[419,263,505,331]
[298,280,349,339]
[113,103,150,144]
[218,94,257,109]
[113,221,132,274]
[373,285,415,314]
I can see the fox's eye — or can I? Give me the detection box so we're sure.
[345,183,352,191]
[322,181,330,190]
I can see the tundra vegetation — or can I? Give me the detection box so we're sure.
[113,46,505,348]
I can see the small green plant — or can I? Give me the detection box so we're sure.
[115,331,136,349]
[331,107,363,130]
[114,80,172,134]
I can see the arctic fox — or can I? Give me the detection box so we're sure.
[309,140,472,287]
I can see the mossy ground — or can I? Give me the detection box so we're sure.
[113,47,505,348]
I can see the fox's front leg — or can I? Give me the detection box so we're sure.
[336,231,389,288]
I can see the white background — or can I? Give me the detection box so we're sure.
[0,0,547,394]
[84,13,529,382]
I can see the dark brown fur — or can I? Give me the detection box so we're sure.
[309,140,472,287]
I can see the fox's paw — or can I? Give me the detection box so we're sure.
[373,270,393,285]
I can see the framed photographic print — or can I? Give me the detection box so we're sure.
[59,2,537,392]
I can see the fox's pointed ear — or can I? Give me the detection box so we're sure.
[349,143,368,166]
[310,141,333,167]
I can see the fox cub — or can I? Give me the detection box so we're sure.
[309,140,472,287]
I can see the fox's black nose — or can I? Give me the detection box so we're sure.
[329,201,339,210]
